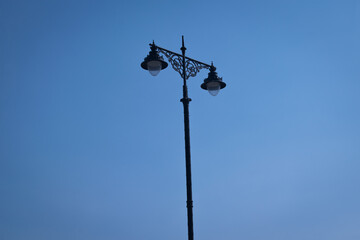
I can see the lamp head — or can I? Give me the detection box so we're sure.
[141,42,168,76]
[201,63,226,96]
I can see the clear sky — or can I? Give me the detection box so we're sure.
[1,0,360,239]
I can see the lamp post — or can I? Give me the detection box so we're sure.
[141,36,226,240]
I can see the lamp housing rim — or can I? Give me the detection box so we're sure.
[141,59,168,70]
[201,80,226,90]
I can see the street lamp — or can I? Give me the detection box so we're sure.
[141,36,226,240]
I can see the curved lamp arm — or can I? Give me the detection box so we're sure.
[152,43,211,80]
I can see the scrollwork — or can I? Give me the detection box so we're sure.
[184,59,209,79]
[158,48,210,80]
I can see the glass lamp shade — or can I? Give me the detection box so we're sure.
[147,60,162,76]
[206,81,221,96]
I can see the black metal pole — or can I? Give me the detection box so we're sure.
[180,36,194,240]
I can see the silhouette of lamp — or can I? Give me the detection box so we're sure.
[141,39,226,96]
[201,63,226,96]
[141,36,226,240]
[141,42,168,76]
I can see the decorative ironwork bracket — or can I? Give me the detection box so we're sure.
[154,44,211,80]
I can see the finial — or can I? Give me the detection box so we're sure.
[209,62,216,71]
[181,35,186,52]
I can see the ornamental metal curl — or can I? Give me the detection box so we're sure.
[158,49,183,77]
[158,48,210,80]
[184,59,209,80]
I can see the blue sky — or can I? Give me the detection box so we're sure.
[1,0,360,239]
